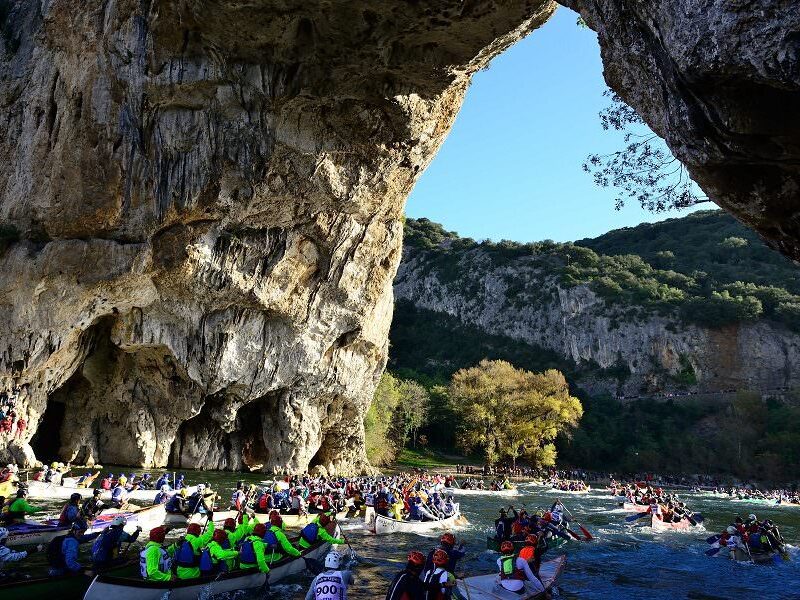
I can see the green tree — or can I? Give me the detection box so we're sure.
[448,360,582,468]
[391,380,430,448]
[364,373,403,465]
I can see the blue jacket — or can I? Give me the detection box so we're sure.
[63,536,82,572]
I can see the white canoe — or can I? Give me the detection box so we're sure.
[26,480,96,500]
[373,504,463,535]
[163,508,350,528]
[93,504,167,534]
[547,486,590,495]
[5,521,70,547]
[449,488,519,497]
[648,515,692,532]
[101,485,199,503]
[83,534,333,600]
[455,555,566,600]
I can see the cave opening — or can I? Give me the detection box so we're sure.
[29,398,65,463]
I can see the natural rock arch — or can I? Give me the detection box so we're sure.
[0,0,797,472]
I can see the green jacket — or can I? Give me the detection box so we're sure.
[9,498,41,516]
[239,534,271,573]
[207,540,239,571]
[226,515,250,548]
[176,522,214,580]
[266,525,301,560]
[298,523,344,549]
[141,541,175,581]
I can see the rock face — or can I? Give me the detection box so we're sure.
[395,244,800,397]
[563,0,800,261]
[1,0,797,471]
[0,0,555,470]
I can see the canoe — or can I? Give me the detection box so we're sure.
[100,485,199,503]
[620,502,647,512]
[731,547,786,565]
[0,559,136,600]
[26,480,96,500]
[455,554,566,600]
[89,504,167,534]
[6,520,71,547]
[83,532,334,600]
[648,515,692,532]
[450,488,519,497]
[163,508,349,528]
[548,486,590,494]
[373,504,462,535]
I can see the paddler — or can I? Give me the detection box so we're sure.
[298,513,345,549]
[153,484,172,505]
[424,533,465,573]
[187,484,214,519]
[264,513,302,561]
[497,541,545,594]
[140,526,175,581]
[58,493,87,528]
[175,521,214,579]
[110,476,130,509]
[7,488,42,523]
[306,551,354,600]
[385,551,442,600]
[166,487,189,516]
[199,528,240,576]
[0,526,41,569]
[421,548,456,600]
[47,522,90,576]
[238,522,272,572]
[91,515,141,570]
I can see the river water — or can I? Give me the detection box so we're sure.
[21,470,800,599]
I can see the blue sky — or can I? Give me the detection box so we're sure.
[405,7,705,244]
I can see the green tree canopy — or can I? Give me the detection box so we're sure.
[447,360,583,468]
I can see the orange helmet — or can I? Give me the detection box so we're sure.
[525,533,538,545]
[432,548,449,567]
[440,533,456,546]
[500,541,515,554]
[407,550,426,567]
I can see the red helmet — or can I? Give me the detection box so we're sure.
[269,511,283,527]
[525,534,538,545]
[319,514,332,526]
[213,529,227,544]
[432,548,449,567]
[543,512,553,522]
[223,518,236,531]
[407,550,426,567]
[186,523,202,536]
[500,541,515,554]
[149,526,166,543]
[253,523,267,537]
[440,533,456,546]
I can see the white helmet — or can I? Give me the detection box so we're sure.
[726,526,737,535]
[111,516,126,527]
[748,514,757,521]
[160,484,170,493]
[0,527,8,543]
[197,484,205,493]
[324,550,342,570]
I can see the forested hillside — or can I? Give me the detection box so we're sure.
[387,211,800,481]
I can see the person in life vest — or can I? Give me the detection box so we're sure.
[92,515,141,570]
[223,515,251,549]
[494,508,516,541]
[230,481,247,511]
[647,501,662,521]
[299,513,345,550]
[139,526,176,581]
[385,550,444,600]
[154,473,171,490]
[305,550,354,600]
[263,513,302,562]
[421,549,455,600]
[58,493,87,528]
[166,488,189,516]
[187,484,214,519]
[238,522,272,573]
[7,488,41,524]
[200,528,240,576]
[81,489,105,520]
[424,533,465,574]
[154,484,172,505]
[496,541,545,594]
[175,521,214,579]
[110,480,130,510]
[47,522,90,576]
[0,526,41,570]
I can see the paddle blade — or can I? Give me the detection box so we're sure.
[705,546,722,557]
[625,512,648,522]
[692,513,704,523]
[566,529,581,541]
[578,524,593,541]
[706,534,721,544]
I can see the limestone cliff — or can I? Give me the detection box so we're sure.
[0,0,555,470]
[394,221,800,397]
